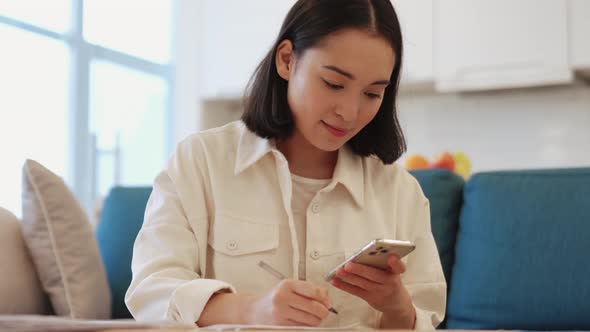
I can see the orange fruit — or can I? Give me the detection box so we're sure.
[404,154,430,170]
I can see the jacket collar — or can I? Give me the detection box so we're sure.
[235,122,365,208]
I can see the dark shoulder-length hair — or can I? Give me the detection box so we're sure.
[242,0,405,164]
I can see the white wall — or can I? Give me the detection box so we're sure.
[172,0,202,144]
[398,83,590,172]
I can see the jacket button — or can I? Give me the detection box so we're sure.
[310,250,320,260]
[227,240,238,250]
[311,203,320,214]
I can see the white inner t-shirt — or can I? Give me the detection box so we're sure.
[290,173,332,280]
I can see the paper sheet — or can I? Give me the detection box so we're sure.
[200,322,364,331]
[0,315,196,332]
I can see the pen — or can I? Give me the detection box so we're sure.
[258,261,339,315]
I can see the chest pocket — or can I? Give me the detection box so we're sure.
[208,212,279,256]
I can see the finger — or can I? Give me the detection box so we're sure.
[289,280,332,308]
[279,318,309,327]
[331,277,367,299]
[285,306,322,327]
[288,293,330,321]
[336,268,381,292]
[387,255,406,274]
[343,262,389,284]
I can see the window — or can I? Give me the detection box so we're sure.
[0,0,72,33]
[0,1,173,218]
[89,60,168,195]
[0,24,70,217]
[83,0,172,64]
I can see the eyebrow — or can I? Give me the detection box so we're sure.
[321,65,390,86]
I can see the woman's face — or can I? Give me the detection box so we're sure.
[276,28,395,152]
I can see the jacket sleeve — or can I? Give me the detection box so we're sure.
[125,138,235,325]
[405,199,447,330]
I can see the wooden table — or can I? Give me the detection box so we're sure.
[103,330,495,332]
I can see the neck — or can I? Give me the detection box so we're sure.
[276,130,338,179]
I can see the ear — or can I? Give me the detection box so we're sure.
[275,39,295,81]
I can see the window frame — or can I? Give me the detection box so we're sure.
[0,0,174,214]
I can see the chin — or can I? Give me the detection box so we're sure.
[313,140,346,152]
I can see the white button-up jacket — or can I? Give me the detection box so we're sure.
[125,121,446,329]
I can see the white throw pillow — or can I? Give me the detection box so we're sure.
[21,159,111,319]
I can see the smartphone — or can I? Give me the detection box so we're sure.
[325,239,416,281]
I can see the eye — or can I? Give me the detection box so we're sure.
[323,79,343,90]
[365,92,382,99]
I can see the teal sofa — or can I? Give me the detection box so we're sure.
[96,168,590,330]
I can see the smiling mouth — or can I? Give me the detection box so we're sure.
[321,121,349,137]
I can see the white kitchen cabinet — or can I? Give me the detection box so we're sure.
[391,0,434,85]
[434,0,573,92]
[198,0,296,99]
[569,0,590,69]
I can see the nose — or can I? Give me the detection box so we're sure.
[335,93,360,123]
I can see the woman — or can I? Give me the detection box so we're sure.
[126,0,446,329]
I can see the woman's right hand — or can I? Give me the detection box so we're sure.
[246,279,333,326]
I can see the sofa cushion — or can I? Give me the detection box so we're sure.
[21,159,111,319]
[96,186,152,319]
[410,169,464,286]
[0,207,52,314]
[447,168,590,330]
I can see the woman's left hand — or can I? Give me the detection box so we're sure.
[330,254,416,328]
